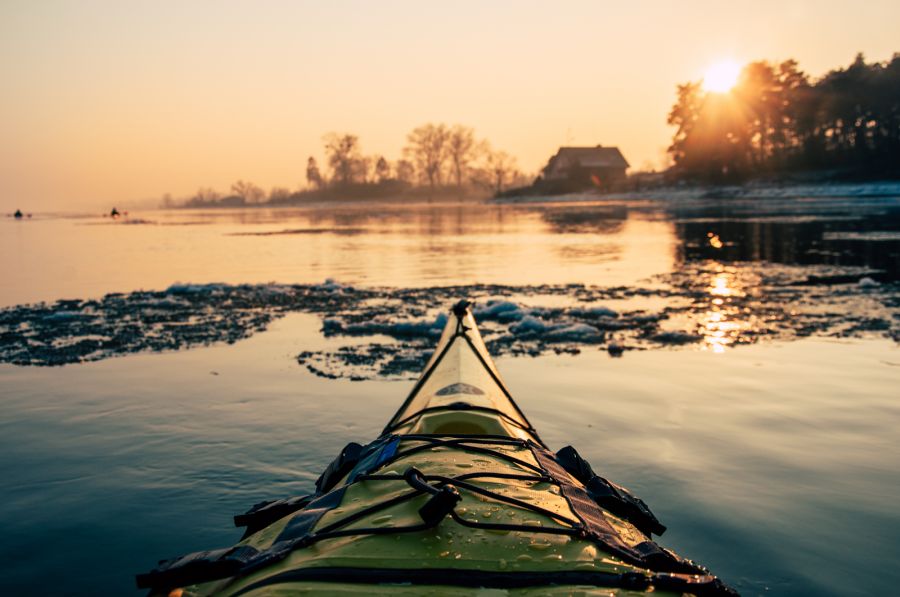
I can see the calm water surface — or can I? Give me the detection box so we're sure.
[1,198,899,595]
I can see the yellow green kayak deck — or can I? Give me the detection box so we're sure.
[137,301,736,596]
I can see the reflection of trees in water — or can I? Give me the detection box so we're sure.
[674,209,900,279]
[556,244,621,260]
[303,204,514,237]
[538,206,628,234]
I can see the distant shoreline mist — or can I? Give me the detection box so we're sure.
[168,180,493,210]
[161,124,530,209]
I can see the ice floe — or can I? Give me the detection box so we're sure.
[0,268,897,378]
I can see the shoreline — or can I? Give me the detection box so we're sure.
[494,180,900,204]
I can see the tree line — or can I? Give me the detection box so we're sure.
[667,53,900,182]
[171,124,526,208]
[308,125,524,191]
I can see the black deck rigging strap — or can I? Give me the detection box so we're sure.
[555,444,667,537]
[314,441,363,493]
[528,441,707,576]
[274,487,348,542]
[233,436,390,537]
[234,494,314,539]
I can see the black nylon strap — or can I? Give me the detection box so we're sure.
[556,444,666,537]
[315,441,363,493]
[276,487,348,542]
[529,444,645,564]
[234,494,314,538]
[529,442,710,576]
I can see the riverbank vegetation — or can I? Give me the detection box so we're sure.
[667,53,900,183]
[167,124,529,208]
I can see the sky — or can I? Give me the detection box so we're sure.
[2,0,899,211]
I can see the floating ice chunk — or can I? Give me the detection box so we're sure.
[149,296,188,308]
[257,284,295,295]
[387,314,446,338]
[607,343,625,357]
[570,305,618,319]
[322,318,343,335]
[858,277,880,288]
[313,278,352,292]
[475,300,526,322]
[546,323,603,342]
[41,311,89,321]
[649,331,703,345]
[509,315,548,335]
[431,312,449,329]
[166,282,227,294]
[329,312,448,339]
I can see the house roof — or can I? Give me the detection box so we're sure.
[547,146,630,170]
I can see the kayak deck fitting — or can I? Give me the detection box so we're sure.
[138,301,736,596]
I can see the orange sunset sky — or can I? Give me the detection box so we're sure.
[2,0,899,210]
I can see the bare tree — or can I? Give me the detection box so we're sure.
[323,133,363,186]
[306,157,324,189]
[374,156,391,182]
[486,150,517,194]
[446,125,478,188]
[394,159,414,184]
[231,180,265,204]
[404,123,449,189]
[269,187,291,203]
[195,187,221,203]
[355,156,372,184]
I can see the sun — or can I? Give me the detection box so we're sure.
[703,60,741,93]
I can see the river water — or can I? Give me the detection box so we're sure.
[1,197,899,595]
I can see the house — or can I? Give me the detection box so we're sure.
[541,145,629,190]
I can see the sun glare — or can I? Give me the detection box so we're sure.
[703,60,741,93]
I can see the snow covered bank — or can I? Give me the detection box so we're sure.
[494,181,900,204]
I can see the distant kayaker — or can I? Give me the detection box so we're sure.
[14,209,23,219]
[110,207,120,218]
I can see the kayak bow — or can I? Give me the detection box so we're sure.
[138,300,736,596]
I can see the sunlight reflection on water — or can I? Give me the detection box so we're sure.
[702,267,748,353]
